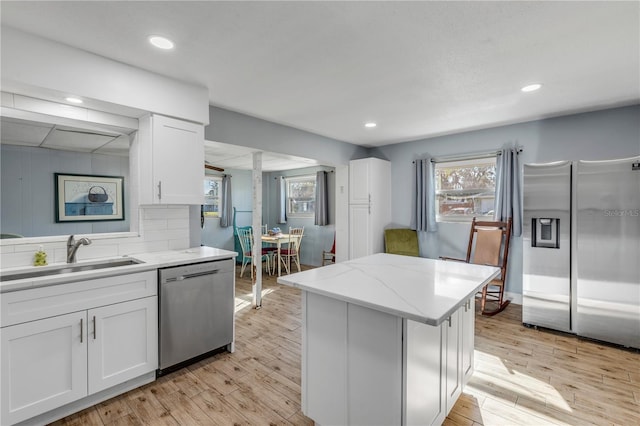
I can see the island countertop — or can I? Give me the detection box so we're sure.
[278,253,500,326]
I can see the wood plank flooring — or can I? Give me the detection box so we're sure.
[51,265,640,425]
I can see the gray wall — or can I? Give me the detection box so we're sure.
[198,166,336,267]
[1,145,130,238]
[204,106,363,267]
[371,105,640,296]
[206,106,368,166]
[200,169,253,252]
[264,166,336,267]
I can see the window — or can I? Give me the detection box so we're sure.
[203,176,222,217]
[286,175,316,217]
[435,157,496,221]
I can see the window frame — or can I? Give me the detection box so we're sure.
[203,176,222,218]
[434,156,497,223]
[285,174,316,218]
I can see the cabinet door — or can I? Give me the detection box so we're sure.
[404,319,446,426]
[445,309,462,414]
[349,159,370,204]
[1,312,87,425]
[461,298,475,385]
[152,115,204,204]
[88,297,158,394]
[349,204,371,259]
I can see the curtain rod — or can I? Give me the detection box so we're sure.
[412,148,523,164]
[273,170,334,179]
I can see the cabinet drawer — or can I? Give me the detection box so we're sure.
[1,271,157,327]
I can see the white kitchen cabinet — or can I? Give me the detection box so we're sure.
[1,312,87,425]
[303,292,472,426]
[0,271,158,426]
[135,114,204,205]
[445,309,462,414]
[88,297,158,394]
[304,293,402,426]
[461,298,475,385]
[348,158,391,259]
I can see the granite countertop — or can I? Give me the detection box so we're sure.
[277,252,500,326]
[0,246,237,293]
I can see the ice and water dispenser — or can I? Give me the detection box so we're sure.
[531,217,560,249]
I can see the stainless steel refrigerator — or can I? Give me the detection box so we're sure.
[523,156,640,349]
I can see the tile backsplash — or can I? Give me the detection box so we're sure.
[0,206,191,269]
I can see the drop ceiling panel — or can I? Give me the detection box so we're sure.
[41,128,118,152]
[93,134,130,156]
[0,118,52,146]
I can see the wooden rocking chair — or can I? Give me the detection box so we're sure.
[441,217,513,316]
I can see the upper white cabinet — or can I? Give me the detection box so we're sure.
[348,158,391,259]
[135,114,204,205]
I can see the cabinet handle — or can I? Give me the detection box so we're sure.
[80,318,83,343]
[464,301,468,312]
[448,316,452,327]
[157,181,162,200]
[93,316,97,340]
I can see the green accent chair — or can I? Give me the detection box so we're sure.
[384,229,419,257]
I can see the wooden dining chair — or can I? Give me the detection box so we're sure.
[237,227,273,278]
[280,227,304,274]
[441,217,513,316]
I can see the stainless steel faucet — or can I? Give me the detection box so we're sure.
[66,235,92,263]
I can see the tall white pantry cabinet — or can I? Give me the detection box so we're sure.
[349,158,391,259]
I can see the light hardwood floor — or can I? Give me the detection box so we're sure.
[51,265,639,426]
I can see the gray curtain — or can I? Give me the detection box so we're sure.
[494,147,522,237]
[276,176,287,224]
[413,158,437,232]
[314,171,328,226]
[219,175,233,227]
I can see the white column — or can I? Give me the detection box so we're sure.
[252,152,263,308]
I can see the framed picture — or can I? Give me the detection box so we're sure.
[55,173,125,222]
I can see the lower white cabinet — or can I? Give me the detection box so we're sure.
[1,312,87,425]
[0,271,158,426]
[445,308,462,414]
[461,298,475,385]
[88,297,158,394]
[302,292,476,426]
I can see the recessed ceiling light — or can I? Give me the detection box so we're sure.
[65,97,83,104]
[521,83,542,93]
[149,35,175,50]
[364,122,377,128]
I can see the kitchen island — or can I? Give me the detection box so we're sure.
[278,253,500,426]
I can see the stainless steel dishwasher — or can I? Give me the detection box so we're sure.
[158,259,234,375]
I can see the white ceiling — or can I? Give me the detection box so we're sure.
[1,1,638,148]
[204,140,319,172]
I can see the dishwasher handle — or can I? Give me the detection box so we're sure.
[164,269,219,282]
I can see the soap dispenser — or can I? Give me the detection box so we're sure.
[34,245,48,266]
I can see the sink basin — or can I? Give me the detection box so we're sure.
[0,258,143,282]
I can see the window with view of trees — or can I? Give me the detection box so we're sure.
[286,175,316,216]
[203,176,221,217]
[434,157,496,221]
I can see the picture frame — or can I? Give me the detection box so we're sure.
[55,173,125,222]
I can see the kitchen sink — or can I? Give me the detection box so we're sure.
[0,258,143,282]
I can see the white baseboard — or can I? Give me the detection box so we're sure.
[505,291,522,305]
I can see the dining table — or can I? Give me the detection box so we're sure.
[261,233,295,276]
